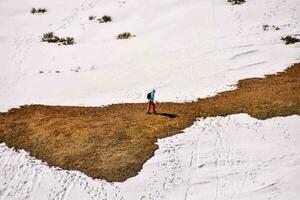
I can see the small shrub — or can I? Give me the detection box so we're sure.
[49,37,60,43]
[65,37,75,45]
[98,15,112,23]
[42,32,54,39]
[31,8,47,14]
[281,36,300,45]
[39,8,47,13]
[272,25,280,30]
[228,0,245,5]
[262,24,269,31]
[59,37,66,43]
[41,32,75,45]
[31,8,36,14]
[263,25,280,31]
[116,32,135,40]
[42,32,59,43]
[89,16,96,20]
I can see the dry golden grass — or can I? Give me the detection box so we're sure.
[0,63,300,182]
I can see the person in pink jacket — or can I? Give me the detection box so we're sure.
[146,89,156,114]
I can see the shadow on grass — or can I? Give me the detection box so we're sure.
[155,113,177,118]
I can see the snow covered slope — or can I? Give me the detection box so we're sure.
[0,0,300,111]
[1,114,299,200]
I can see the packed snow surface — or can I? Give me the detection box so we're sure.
[1,114,300,200]
[0,0,300,111]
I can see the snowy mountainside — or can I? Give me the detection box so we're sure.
[0,0,299,111]
[0,0,300,199]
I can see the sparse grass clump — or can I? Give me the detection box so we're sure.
[89,15,112,23]
[98,15,112,23]
[42,32,59,43]
[262,24,269,31]
[65,37,74,45]
[116,32,135,40]
[228,0,245,5]
[281,35,300,45]
[42,32,75,45]
[31,8,47,14]
[59,37,75,45]
[89,16,96,20]
[263,24,280,31]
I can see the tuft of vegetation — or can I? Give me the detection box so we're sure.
[228,0,246,5]
[263,24,280,31]
[65,37,75,45]
[89,15,112,23]
[42,32,59,43]
[281,35,300,45]
[262,24,269,31]
[41,32,75,45]
[98,15,112,23]
[31,8,47,14]
[116,32,135,40]
[89,16,96,20]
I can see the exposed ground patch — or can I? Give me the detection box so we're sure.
[0,64,299,182]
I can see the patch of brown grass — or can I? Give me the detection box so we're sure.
[0,63,299,182]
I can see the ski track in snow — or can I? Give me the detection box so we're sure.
[0,114,299,200]
[54,0,100,32]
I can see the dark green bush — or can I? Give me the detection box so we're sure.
[89,16,96,20]
[59,37,66,43]
[263,25,280,31]
[65,37,75,45]
[42,32,59,43]
[31,8,47,14]
[42,32,54,39]
[262,24,269,31]
[42,32,75,45]
[98,15,112,23]
[116,32,135,40]
[228,0,245,5]
[281,36,300,45]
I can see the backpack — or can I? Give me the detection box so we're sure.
[147,92,151,100]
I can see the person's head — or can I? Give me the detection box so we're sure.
[152,89,156,93]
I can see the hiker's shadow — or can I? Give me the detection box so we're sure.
[155,113,177,118]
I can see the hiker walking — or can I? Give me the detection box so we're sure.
[147,89,156,114]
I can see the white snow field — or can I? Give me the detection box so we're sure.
[0,0,300,199]
[1,114,300,200]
